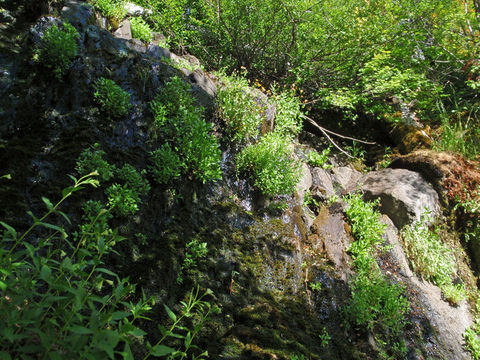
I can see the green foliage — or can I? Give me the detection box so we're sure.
[216,72,263,142]
[116,163,151,197]
[34,21,79,79]
[319,327,331,347]
[309,281,322,292]
[91,0,128,23]
[177,239,208,284]
[0,173,153,359]
[343,193,409,354]
[93,77,131,118]
[270,88,303,139]
[130,16,153,43]
[401,214,465,304]
[306,147,332,169]
[237,132,301,196]
[149,76,222,183]
[149,144,182,184]
[106,183,139,216]
[465,326,480,360]
[145,287,220,360]
[76,143,114,182]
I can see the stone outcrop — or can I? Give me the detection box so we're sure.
[359,168,441,229]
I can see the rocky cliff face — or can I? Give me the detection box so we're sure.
[0,1,476,359]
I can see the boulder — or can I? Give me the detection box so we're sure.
[331,166,362,193]
[295,163,312,205]
[311,167,335,199]
[359,168,440,229]
[61,0,95,31]
[113,19,132,40]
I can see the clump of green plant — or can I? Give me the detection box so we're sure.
[319,327,331,347]
[93,77,131,118]
[149,144,182,184]
[464,326,480,360]
[34,21,79,79]
[304,189,319,210]
[343,193,410,356]
[237,132,301,196]
[106,164,150,217]
[309,281,322,292]
[306,147,332,169]
[270,88,303,139]
[177,239,208,284]
[91,0,127,24]
[76,143,114,181]
[216,72,263,142]
[149,76,222,183]
[401,214,465,304]
[130,16,153,43]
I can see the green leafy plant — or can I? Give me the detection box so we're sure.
[0,173,154,359]
[309,281,322,292]
[216,72,263,142]
[91,0,128,24]
[465,326,480,360]
[76,143,114,182]
[237,132,301,196]
[149,144,182,184]
[319,327,331,347]
[93,77,131,118]
[115,163,150,197]
[149,76,222,183]
[306,147,332,169]
[304,189,319,209]
[343,193,410,355]
[34,21,79,79]
[106,183,139,216]
[401,214,465,304]
[130,16,153,43]
[271,87,303,139]
[177,239,208,284]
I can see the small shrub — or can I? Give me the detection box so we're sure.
[106,183,139,216]
[271,88,303,138]
[34,21,79,79]
[93,77,131,118]
[115,163,150,197]
[306,147,332,169]
[401,215,465,304]
[76,143,114,182]
[237,132,301,196]
[177,239,208,284]
[149,76,222,183]
[465,325,480,360]
[149,144,182,184]
[91,0,127,23]
[130,16,153,43]
[216,73,263,142]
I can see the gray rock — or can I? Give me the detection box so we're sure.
[311,167,335,199]
[61,0,95,31]
[295,163,312,205]
[125,2,152,16]
[30,16,60,45]
[113,19,132,40]
[331,166,362,193]
[359,168,440,229]
[147,44,171,60]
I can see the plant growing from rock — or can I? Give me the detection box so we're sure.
[91,0,128,25]
[149,143,182,184]
[34,21,79,79]
[76,143,115,182]
[177,239,208,284]
[93,77,131,118]
[130,16,153,43]
[343,193,410,356]
[306,147,332,169]
[401,214,465,304]
[237,132,301,197]
[270,87,303,139]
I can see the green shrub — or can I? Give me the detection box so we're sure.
[306,147,332,169]
[91,0,127,23]
[115,163,150,197]
[401,215,465,304]
[130,16,153,43]
[237,132,301,196]
[149,76,222,183]
[344,193,410,354]
[216,73,263,142]
[465,324,480,360]
[0,173,217,359]
[149,144,182,184]
[34,21,79,79]
[76,143,114,182]
[177,239,208,284]
[93,77,131,118]
[271,88,303,138]
[106,183,139,216]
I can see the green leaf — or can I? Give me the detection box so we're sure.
[111,311,131,321]
[0,281,7,291]
[150,345,175,357]
[70,325,93,334]
[0,221,17,240]
[40,265,52,282]
[42,197,54,211]
[164,304,177,322]
[0,351,12,360]
[122,343,134,360]
[38,222,67,238]
[96,267,119,278]
[129,327,147,337]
